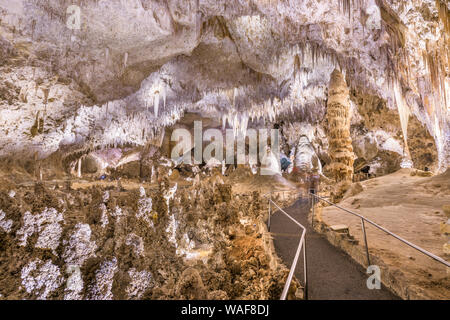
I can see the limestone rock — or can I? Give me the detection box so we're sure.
[440,221,450,235]
[331,180,352,202]
[207,290,229,300]
[324,70,355,182]
[443,205,450,218]
[175,268,206,300]
[413,169,433,177]
[81,156,99,174]
[169,169,180,181]
[353,134,378,162]
[330,225,349,233]
[443,243,450,255]
[343,182,364,200]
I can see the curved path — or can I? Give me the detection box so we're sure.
[270,197,399,300]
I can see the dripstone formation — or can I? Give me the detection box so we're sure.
[325,69,355,182]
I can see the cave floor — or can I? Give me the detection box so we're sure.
[2,163,448,300]
[270,198,399,300]
[319,169,450,299]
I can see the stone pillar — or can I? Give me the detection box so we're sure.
[77,158,82,178]
[325,69,355,182]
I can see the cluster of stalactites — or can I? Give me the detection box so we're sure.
[190,40,342,127]
[338,0,368,20]
[388,0,450,171]
[72,1,447,170]
[145,82,167,118]
[63,97,185,154]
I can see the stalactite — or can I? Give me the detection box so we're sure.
[154,91,160,117]
[77,158,81,178]
[162,84,167,109]
[222,114,226,130]
[393,80,411,162]
[436,0,450,37]
[105,47,109,65]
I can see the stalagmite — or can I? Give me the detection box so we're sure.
[124,52,128,68]
[77,158,82,178]
[105,48,109,64]
[222,114,226,130]
[324,69,355,182]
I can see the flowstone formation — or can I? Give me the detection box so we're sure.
[325,70,355,183]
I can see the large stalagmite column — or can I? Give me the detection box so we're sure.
[325,69,355,182]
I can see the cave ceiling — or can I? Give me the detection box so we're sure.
[0,0,448,169]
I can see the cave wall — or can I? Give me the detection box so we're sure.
[350,90,439,174]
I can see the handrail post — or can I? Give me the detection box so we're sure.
[280,234,304,300]
[268,199,308,300]
[303,237,308,300]
[268,193,272,232]
[311,194,315,228]
[361,218,371,266]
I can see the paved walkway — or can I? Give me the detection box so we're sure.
[270,197,399,300]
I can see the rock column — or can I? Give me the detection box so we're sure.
[325,69,355,182]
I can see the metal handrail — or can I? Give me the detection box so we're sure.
[266,195,308,300]
[310,193,450,268]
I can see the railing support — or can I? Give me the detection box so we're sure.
[361,218,371,266]
[311,195,315,228]
[268,193,271,232]
[263,195,308,300]
[281,234,305,300]
[303,237,308,300]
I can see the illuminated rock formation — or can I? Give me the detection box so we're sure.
[325,69,355,182]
